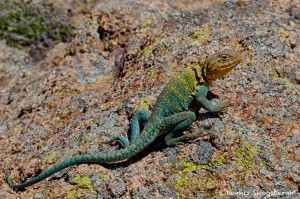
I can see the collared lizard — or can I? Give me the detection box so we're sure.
[7,50,242,190]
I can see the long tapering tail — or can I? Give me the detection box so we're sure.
[7,130,157,190]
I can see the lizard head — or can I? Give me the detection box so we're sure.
[204,50,242,84]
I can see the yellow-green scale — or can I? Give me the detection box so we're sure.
[151,68,201,120]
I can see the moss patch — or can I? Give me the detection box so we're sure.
[0,0,73,61]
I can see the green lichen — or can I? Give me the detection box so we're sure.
[168,152,236,198]
[199,177,217,186]
[0,2,44,47]
[189,26,211,46]
[175,176,188,190]
[0,0,73,61]
[215,189,227,199]
[182,162,197,173]
[49,153,56,159]
[140,36,168,61]
[259,162,264,167]
[216,155,225,166]
[78,177,94,190]
[137,97,152,110]
[270,67,294,87]
[69,174,98,196]
[74,0,97,12]
[63,189,77,199]
[49,102,58,109]
[273,77,293,88]
[148,66,158,77]
[199,164,208,169]
[158,181,163,187]
[41,152,56,166]
[99,174,107,181]
[207,178,217,186]
[190,31,201,38]
[9,175,14,182]
[190,40,201,46]
[154,37,166,44]
[167,137,263,198]
[140,45,155,61]
[278,28,289,42]
[46,188,56,198]
[70,174,81,182]
[272,67,287,78]
[244,74,250,81]
[235,138,260,172]
[198,178,220,198]
[143,19,153,28]
[237,171,246,180]
[169,158,200,198]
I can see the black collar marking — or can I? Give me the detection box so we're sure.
[201,63,208,83]
[192,67,201,85]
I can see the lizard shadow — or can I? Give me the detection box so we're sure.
[206,90,220,100]
[100,134,169,170]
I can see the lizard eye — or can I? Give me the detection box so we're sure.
[220,55,228,62]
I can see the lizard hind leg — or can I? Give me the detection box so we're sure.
[160,111,197,146]
[104,110,151,147]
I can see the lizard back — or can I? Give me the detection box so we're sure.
[150,66,205,121]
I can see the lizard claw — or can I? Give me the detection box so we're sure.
[186,132,210,139]
[215,101,233,112]
[103,136,130,148]
[103,138,114,144]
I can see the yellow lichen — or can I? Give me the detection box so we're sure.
[175,176,188,191]
[148,66,158,77]
[182,162,197,173]
[278,28,289,42]
[41,152,56,166]
[235,138,260,172]
[216,155,225,166]
[137,97,152,111]
[273,77,293,88]
[69,174,98,196]
[189,26,212,46]
[140,46,154,61]
[143,19,153,28]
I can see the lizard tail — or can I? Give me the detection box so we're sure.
[7,153,117,190]
[7,132,157,190]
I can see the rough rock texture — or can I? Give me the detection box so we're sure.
[0,0,299,198]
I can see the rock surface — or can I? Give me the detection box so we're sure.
[0,0,299,198]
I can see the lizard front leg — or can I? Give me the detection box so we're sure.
[105,110,151,147]
[196,84,233,112]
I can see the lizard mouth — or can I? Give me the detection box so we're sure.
[219,58,242,74]
[224,57,242,69]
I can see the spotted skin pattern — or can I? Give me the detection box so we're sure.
[7,50,242,190]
